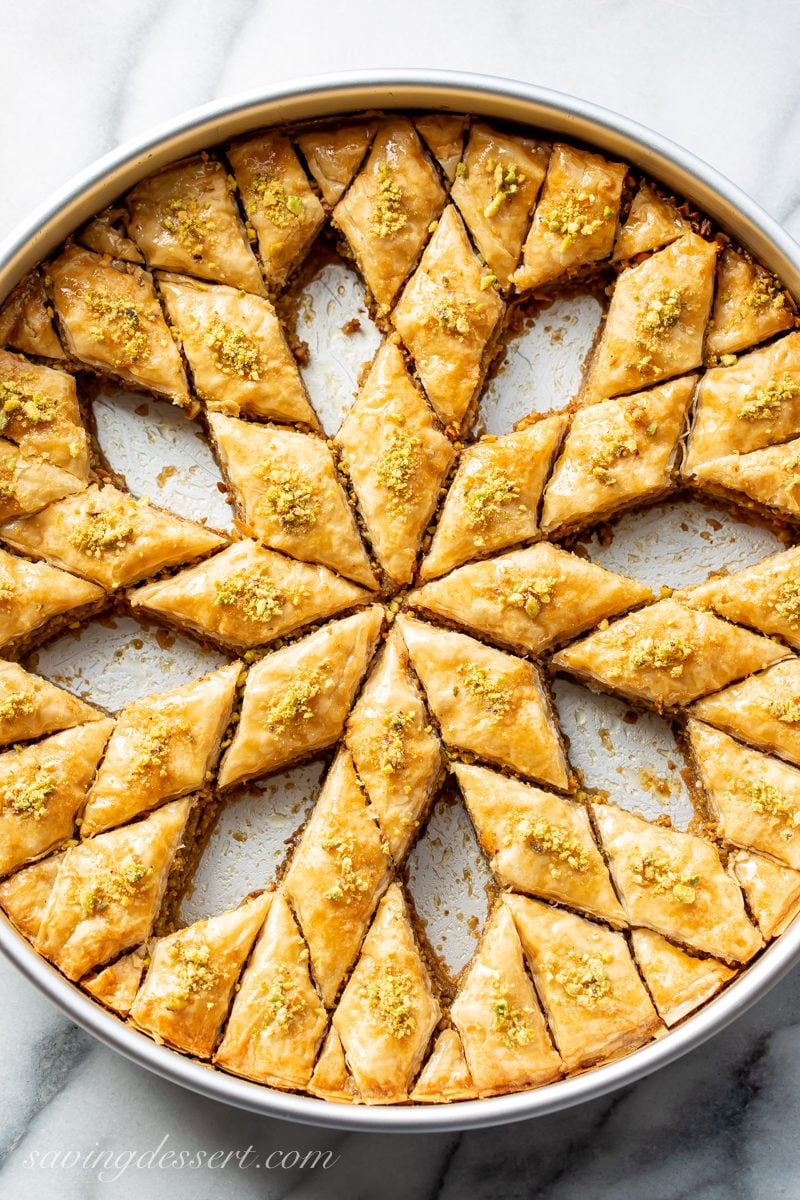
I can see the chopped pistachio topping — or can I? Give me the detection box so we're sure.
[369,708,415,775]
[258,966,307,1033]
[378,430,421,517]
[249,173,305,228]
[362,960,417,1039]
[3,771,56,819]
[629,633,695,677]
[262,664,327,731]
[0,691,35,722]
[489,977,538,1049]
[165,938,218,1011]
[483,161,526,219]
[369,162,407,239]
[464,467,520,527]
[0,463,16,502]
[83,290,152,365]
[213,569,283,624]
[550,950,612,1008]
[68,509,135,557]
[546,191,613,253]
[0,576,17,604]
[781,453,800,487]
[204,320,262,380]
[0,378,58,434]
[456,664,511,718]
[745,273,785,310]
[256,466,318,532]
[160,194,212,256]
[321,829,370,902]
[78,856,154,916]
[505,815,591,876]
[633,286,683,373]
[455,162,468,179]
[130,713,191,779]
[772,579,800,624]
[737,373,800,421]
[629,848,701,903]
[767,695,800,724]
[739,779,799,829]
[588,435,638,483]
[432,296,473,336]
[499,573,557,620]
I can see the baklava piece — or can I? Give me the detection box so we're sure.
[158,275,317,425]
[0,271,63,360]
[0,851,63,940]
[336,338,454,584]
[629,929,733,1027]
[129,538,369,653]
[678,545,800,650]
[420,416,567,579]
[692,658,800,766]
[512,142,625,291]
[130,891,271,1057]
[690,435,800,518]
[593,802,762,963]
[217,607,383,789]
[307,1028,361,1103]
[80,662,240,837]
[0,436,83,520]
[454,762,626,925]
[227,132,325,291]
[0,482,225,590]
[409,543,651,656]
[0,348,89,482]
[281,749,390,1008]
[295,121,377,207]
[214,892,328,1090]
[392,205,506,431]
[397,614,570,789]
[704,247,794,362]
[332,883,440,1105]
[552,598,788,711]
[332,118,446,315]
[0,661,104,747]
[728,849,800,939]
[611,183,688,262]
[0,547,105,657]
[409,1029,476,1103]
[207,413,375,588]
[82,946,148,1016]
[77,206,144,264]
[125,156,266,296]
[507,894,663,1072]
[415,114,467,182]
[48,246,190,406]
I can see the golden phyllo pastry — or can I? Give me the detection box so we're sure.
[0,270,63,360]
[0,852,64,940]
[295,121,377,207]
[678,545,800,650]
[414,114,467,182]
[77,205,144,264]
[629,929,734,1027]
[409,1029,476,1103]
[690,434,800,517]
[0,436,83,520]
[612,183,688,262]
[691,658,800,766]
[728,849,800,939]
[705,247,794,361]
[82,947,148,1016]
[0,547,105,656]
[0,348,88,482]
[307,1028,360,1104]
[0,661,104,747]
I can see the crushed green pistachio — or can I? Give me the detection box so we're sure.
[546,191,613,253]
[456,664,511,718]
[483,161,526,219]
[262,664,327,731]
[455,162,468,179]
[68,509,135,557]
[3,771,56,819]
[499,574,557,620]
[433,296,473,336]
[256,466,317,531]
[248,174,305,228]
[767,695,800,724]
[550,951,612,1008]
[781,453,800,487]
[0,691,35,722]
[258,967,307,1033]
[479,274,497,291]
[0,576,17,604]
[772,579,800,624]
[363,961,416,1039]
[737,374,800,421]
[378,430,421,516]
[130,713,191,779]
[740,780,799,829]
[746,273,785,310]
[165,938,218,1011]
[464,467,519,527]
[205,321,262,380]
[78,856,154,916]
[213,570,283,624]
[83,290,151,365]
[160,195,211,256]
[505,816,591,877]
[370,709,415,776]
[369,162,407,239]
[321,829,370,902]
[490,979,539,1049]
[629,634,695,677]
[630,849,700,903]
[634,287,683,373]
[588,435,638,483]
[0,378,58,434]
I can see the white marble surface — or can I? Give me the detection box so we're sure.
[2,1,800,1196]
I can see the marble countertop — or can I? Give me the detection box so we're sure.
[2,2,800,1196]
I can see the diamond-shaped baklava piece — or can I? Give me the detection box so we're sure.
[0,348,89,482]
[691,435,800,518]
[282,749,390,1008]
[158,275,316,425]
[0,436,83,520]
[125,156,266,295]
[540,378,694,535]
[704,247,794,362]
[0,661,104,748]
[415,114,467,181]
[227,132,325,291]
[454,763,626,925]
[295,120,377,207]
[129,538,368,653]
[337,338,454,584]
[332,883,440,1105]
[409,1029,476,1104]
[0,851,63,940]
[345,627,444,862]
[728,849,800,939]
[451,123,549,289]
[391,206,506,430]
[80,662,240,837]
[420,416,567,579]
[582,233,717,404]
[507,893,663,1072]
[592,801,762,962]
[0,271,63,360]
[332,118,446,315]
[82,947,148,1016]
[450,901,561,1098]
[629,929,734,1027]
[552,598,788,711]
[129,891,271,1058]
[692,658,800,766]
[35,797,192,980]
[217,607,383,789]
[397,615,570,789]
[77,205,144,264]
[48,246,190,406]
[409,543,651,656]
[214,892,328,1089]
[207,413,375,587]
[0,482,225,590]
[307,1028,360,1103]
[611,183,688,262]
[0,719,114,877]
[0,547,105,656]
[678,546,800,650]
[688,720,800,869]
[512,142,625,291]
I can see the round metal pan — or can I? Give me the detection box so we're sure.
[2,70,799,1133]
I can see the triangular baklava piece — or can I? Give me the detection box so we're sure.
[391,206,505,430]
[295,120,377,207]
[336,338,454,584]
[0,436,83,520]
[687,719,800,869]
[409,1029,476,1103]
[507,893,663,1071]
[124,156,266,295]
[420,416,567,579]
[397,615,570,788]
[0,482,224,590]
[582,233,718,404]
[692,658,800,766]
[0,547,105,657]
[0,719,113,877]
[214,892,328,1088]
[611,183,688,262]
[540,376,695,535]
[409,543,651,656]
[282,749,391,1008]
[512,142,626,291]
[217,607,383,789]
[415,114,467,181]
[0,348,89,482]
[450,901,561,1098]
[552,598,788,711]
[678,545,800,650]
[691,435,800,518]
[158,275,316,425]
[592,801,762,962]
[0,271,63,359]
[129,538,368,653]
[684,332,800,474]
[0,851,63,940]
[454,762,626,925]
[332,883,440,1105]
[728,848,800,939]
[307,1027,361,1103]
[80,662,240,837]
[450,123,549,289]
[0,661,104,747]
[48,246,190,406]
[227,132,326,290]
[332,118,446,315]
[345,627,444,862]
[82,946,148,1015]
[207,413,375,588]
[705,247,794,361]
[77,205,144,264]
[629,928,734,1027]
[130,891,271,1057]
[35,796,192,980]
